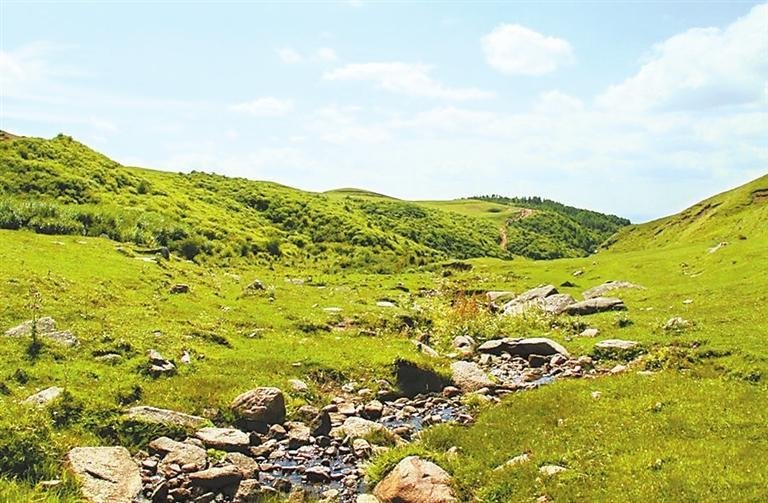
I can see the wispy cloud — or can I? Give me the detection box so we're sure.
[598,3,768,111]
[482,24,574,76]
[230,97,294,117]
[323,62,494,100]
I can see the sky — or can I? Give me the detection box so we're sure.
[1,1,766,222]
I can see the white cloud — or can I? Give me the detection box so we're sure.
[316,47,338,62]
[277,47,303,64]
[482,24,574,76]
[308,105,391,144]
[323,62,494,100]
[598,3,768,111]
[230,97,294,117]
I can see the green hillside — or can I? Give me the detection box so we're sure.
[0,134,628,268]
[605,174,768,251]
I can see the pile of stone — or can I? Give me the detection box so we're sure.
[499,283,634,318]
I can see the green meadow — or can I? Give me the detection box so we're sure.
[0,134,766,501]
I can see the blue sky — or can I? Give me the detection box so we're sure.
[1,1,766,222]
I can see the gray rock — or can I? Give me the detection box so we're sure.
[583,281,642,299]
[188,465,242,490]
[450,361,494,392]
[23,386,63,406]
[195,427,250,451]
[352,438,373,458]
[286,422,311,449]
[564,297,626,315]
[452,335,475,351]
[288,379,309,393]
[595,339,639,351]
[224,453,259,479]
[146,350,175,377]
[331,416,386,439]
[539,464,567,476]
[579,328,599,338]
[664,317,691,330]
[124,406,207,429]
[148,437,207,475]
[5,317,78,346]
[513,284,558,304]
[231,387,286,427]
[478,337,569,359]
[233,479,265,503]
[65,447,142,502]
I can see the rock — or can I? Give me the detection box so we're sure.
[486,291,515,303]
[395,359,446,396]
[377,301,396,308]
[23,386,63,406]
[148,437,207,475]
[352,438,373,458]
[539,465,567,476]
[664,317,691,330]
[188,465,242,490]
[356,496,380,503]
[513,285,558,304]
[610,364,628,374]
[540,294,577,315]
[233,479,265,503]
[244,279,265,292]
[450,361,494,392]
[224,453,259,479]
[331,416,386,440]
[146,350,175,377]
[305,466,332,482]
[595,339,638,351]
[478,337,569,359]
[564,297,626,316]
[591,391,602,399]
[414,341,439,357]
[169,284,190,294]
[288,379,309,393]
[94,353,122,364]
[582,281,643,299]
[494,453,530,471]
[231,387,286,428]
[572,270,584,277]
[528,355,549,368]
[452,335,475,351]
[195,427,250,451]
[362,400,384,420]
[4,316,78,346]
[373,456,457,503]
[286,422,311,449]
[579,328,599,338]
[309,410,332,437]
[65,446,142,502]
[442,386,461,398]
[124,406,207,429]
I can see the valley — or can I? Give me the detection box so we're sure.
[0,134,766,502]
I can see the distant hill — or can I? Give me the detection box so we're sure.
[604,174,768,252]
[0,133,630,268]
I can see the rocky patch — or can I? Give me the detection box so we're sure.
[5,316,78,346]
[66,446,142,503]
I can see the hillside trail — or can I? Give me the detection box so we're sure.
[499,223,508,250]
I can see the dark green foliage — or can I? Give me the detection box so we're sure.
[0,416,57,481]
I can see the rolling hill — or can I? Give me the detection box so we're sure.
[0,133,629,267]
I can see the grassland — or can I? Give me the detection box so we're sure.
[0,132,766,501]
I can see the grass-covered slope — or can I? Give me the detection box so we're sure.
[0,133,628,267]
[605,174,768,251]
[424,196,630,259]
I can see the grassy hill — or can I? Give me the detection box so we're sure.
[604,174,768,251]
[0,133,627,268]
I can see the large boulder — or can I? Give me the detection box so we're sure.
[450,361,494,392]
[512,284,558,304]
[65,446,142,503]
[564,297,626,315]
[583,281,642,299]
[124,406,207,429]
[373,456,457,503]
[231,387,286,428]
[478,337,569,359]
